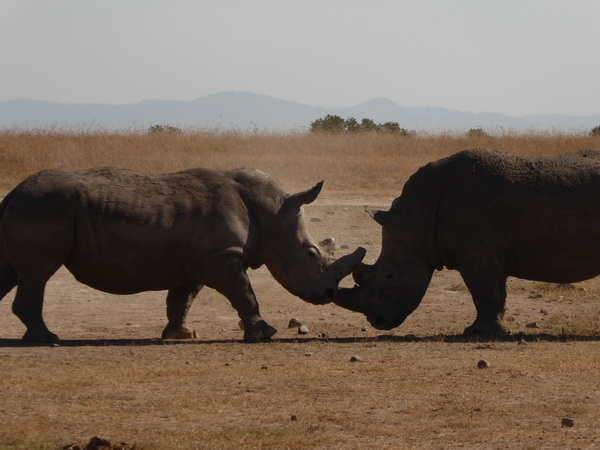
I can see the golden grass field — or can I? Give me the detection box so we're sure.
[0,130,600,449]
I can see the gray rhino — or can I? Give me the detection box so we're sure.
[335,149,600,336]
[0,166,365,343]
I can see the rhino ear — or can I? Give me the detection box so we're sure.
[282,181,323,212]
[366,209,393,227]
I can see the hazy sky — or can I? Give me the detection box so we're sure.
[2,0,600,116]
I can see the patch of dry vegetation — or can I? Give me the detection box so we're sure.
[1,129,599,193]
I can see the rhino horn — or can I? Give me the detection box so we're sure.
[330,247,366,284]
[333,285,369,313]
[366,209,392,226]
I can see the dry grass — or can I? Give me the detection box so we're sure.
[1,129,599,193]
[1,130,600,449]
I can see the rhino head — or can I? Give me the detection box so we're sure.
[265,182,366,304]
[334,209,434,329]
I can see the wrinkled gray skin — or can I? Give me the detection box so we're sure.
[336,149,600,336]
[0,167,365,343]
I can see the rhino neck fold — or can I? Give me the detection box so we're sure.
[237,185,284,271]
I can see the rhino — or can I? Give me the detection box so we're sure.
[0,166,365,343]
[335,148,600,336]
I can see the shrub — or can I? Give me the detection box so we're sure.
[310,116,415,135]
[148,124,182,134]
[466,127,490,138]
[591,125,600,136]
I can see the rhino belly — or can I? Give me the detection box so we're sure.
[64,256,189,294]
[505,228,600,283]
[64,225,192,294]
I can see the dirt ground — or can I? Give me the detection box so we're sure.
[1,193,600,449]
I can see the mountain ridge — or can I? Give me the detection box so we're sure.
[1,91,598,133]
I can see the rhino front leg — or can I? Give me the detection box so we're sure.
[161,285,202,339]
[457,251,511,336]
[206,255,277,342]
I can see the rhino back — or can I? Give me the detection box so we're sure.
[426,149,600,281]
[3,167,277,293]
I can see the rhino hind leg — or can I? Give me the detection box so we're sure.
[12,277,59,343]
[0,262,18,301]
[162,285,203,339]
[457,251,511,337]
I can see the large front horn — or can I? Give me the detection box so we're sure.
[329,247,366,284]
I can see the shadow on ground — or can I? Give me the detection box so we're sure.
[2,333,600,348]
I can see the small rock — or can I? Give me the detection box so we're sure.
[540,309,549,315]
[477,359,490,369]
[261,365,268,370]
[561,418,575,427]
[518,338,527,345]
[361,327,369,332]
[310,217,322,222]
[288,318,303,328]
[304,352,314,357]
[319,332,330,338]
[340,244,350,250]
[526,322,541,329]
[349,355,362,362]
[298,325,310,335]
[528,293,543,298]
[290,415,298,421]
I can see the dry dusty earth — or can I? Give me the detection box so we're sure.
[1,193,600,449]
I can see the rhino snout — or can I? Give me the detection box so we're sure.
[302,286,336,305]
[367,312,397,330]
[333,285,370,313]
[352,262,376,286]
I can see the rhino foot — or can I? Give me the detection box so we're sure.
[243,320,277,343]
[463,320,511,337]
[22,329,60,344]
[161,325,199,340]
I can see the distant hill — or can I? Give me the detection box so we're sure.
[1,91,599,133]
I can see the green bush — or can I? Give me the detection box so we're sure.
[148,124,182,134]
[310,115,415,135]
[466,127,489,138]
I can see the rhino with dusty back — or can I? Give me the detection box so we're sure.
[335,148,600,336]
[0,166,365,343]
